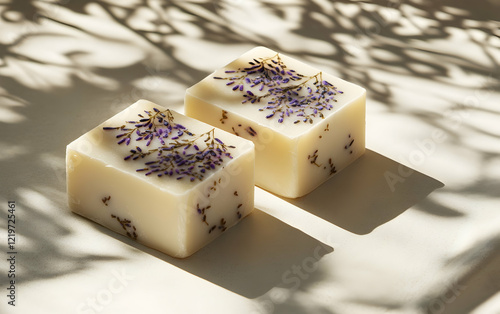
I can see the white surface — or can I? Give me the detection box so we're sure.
[0,0,499,313]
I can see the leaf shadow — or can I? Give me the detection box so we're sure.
[419,241,500,314]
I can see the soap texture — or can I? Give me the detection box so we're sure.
[185,47,366,198]
[66,99,254,258]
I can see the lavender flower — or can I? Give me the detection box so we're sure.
[103,109,234,182]
[214,53,344,124]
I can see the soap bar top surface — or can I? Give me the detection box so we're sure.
[67,100,253,195]
[187,46,366,138]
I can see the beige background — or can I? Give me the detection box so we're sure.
[0,0,499,313]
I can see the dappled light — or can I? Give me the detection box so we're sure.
[1,0,499,313]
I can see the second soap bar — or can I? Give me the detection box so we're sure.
[185,47,366,198]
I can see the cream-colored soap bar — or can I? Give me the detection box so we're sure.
[185,47,366,198]
[66,100,254,258]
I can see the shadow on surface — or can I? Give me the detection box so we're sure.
[90,209,333,299]
[417,247,500,314]
[441,251,500,314]
[0,0,498,312]
[286,149,446,235]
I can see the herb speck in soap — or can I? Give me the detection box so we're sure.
[328,158,337,175]
[220,110,228,124]
[111,214,137,240]
[101,196,111,206]
[308,149,321,167]
[344,134,354,154]
[245,126,257,137]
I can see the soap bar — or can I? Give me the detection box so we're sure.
[66,100,255,258]
[185,47,366,198]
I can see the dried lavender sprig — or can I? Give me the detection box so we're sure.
[214,54,343,124]
[104,109,235,181]
[136,128,234,181]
